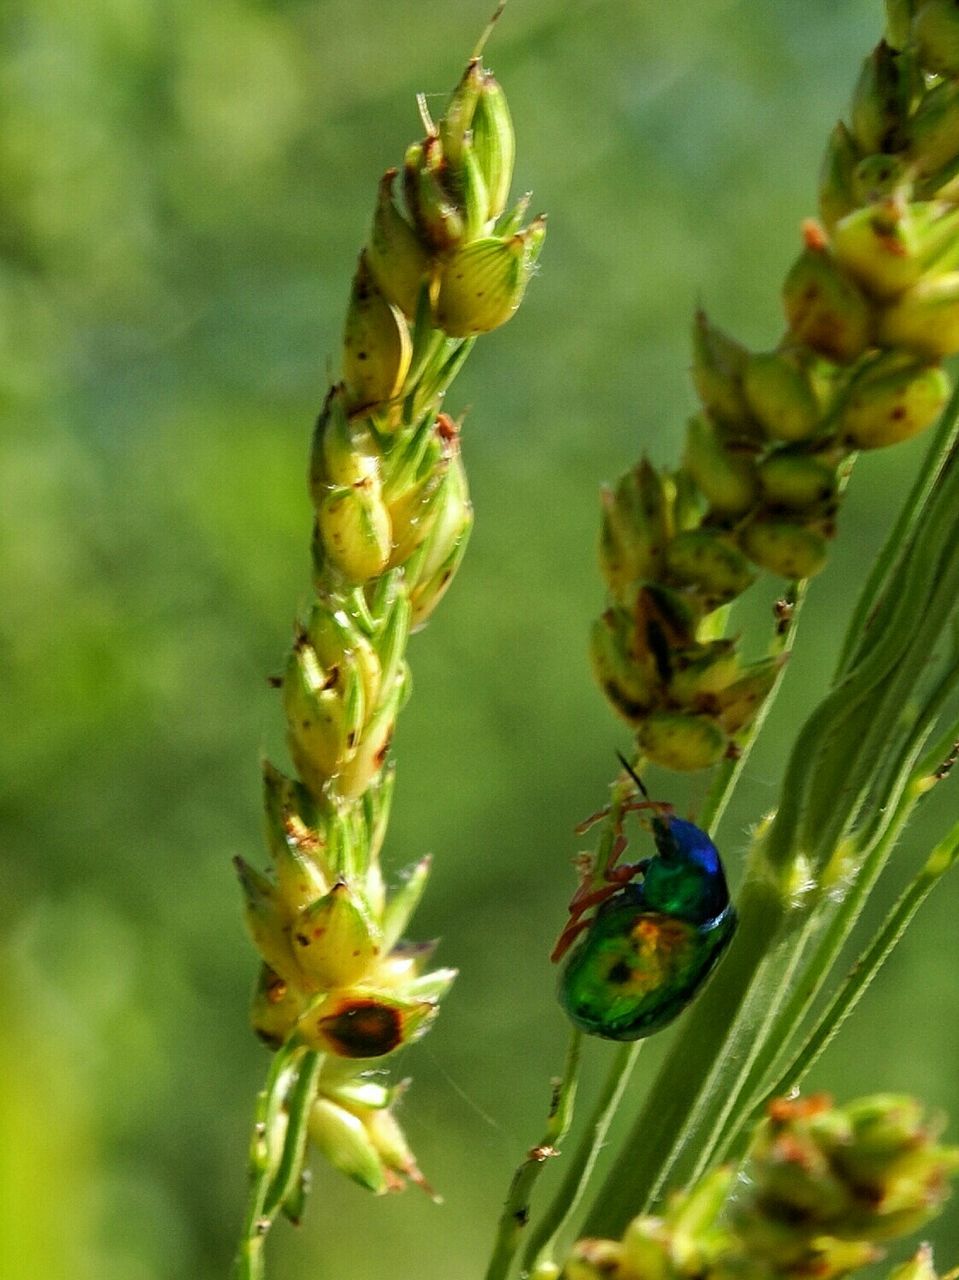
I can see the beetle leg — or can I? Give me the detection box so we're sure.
[552,876,625,963]
[620,798,673,821]
[551,917,589,963]
[574,804,612,836]
[606,856,650,887]
[551,903,610,963]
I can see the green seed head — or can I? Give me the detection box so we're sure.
[635,581,700,655]
[713,656,786,736]
[561,1239,625,1280]
[849,39,918,154]
[434,217,546,337]
[913,0,959,76]
[250,964,306,1049]
[637,711,727,772]
[819,121,861,231]
[283,632,359,791]
[334,673,404,801]
[690,310,751,430]
[758,452,838,510]
[308,1096,390,1193]
[682,414,760,516]
[298,989,438,1058]
[670,468,709,532]
[619,1219,671,1280]
[439,58,485,171]
[888,1245,940,1280]
[234,856,301,986]
[666,639,742,708]
[905,76,959,179]
[404,136,467,252]
[782,234,874,363]
[590,608,661,724]
[878,270,959,357]
[839,349,951,446]
[665,528,756,607]
[305,602,382,717]
[405,447,473,628]
[833,200,959,302]
[831,200,917,301]
[456,137,493,242]
[740,517,830,579]
[316,482,393,586]
[851,152,911,207]
[366,169,433,318]
[599,458,672,602]
[886,0,916,51]
[738,1094,959,1255]
[471,72,516,222]
[342,257,412,414]
[384,417,459,568]
[361,1100,436,1196]
[743,350,822,442]
[262,760,331,914]
[309,388,383,503]
[292,881,382,989]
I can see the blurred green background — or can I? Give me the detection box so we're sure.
[3,1,958,1277]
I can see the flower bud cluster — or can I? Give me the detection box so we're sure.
[594,24,959,771]
[731,1093,959,1276]
[593,456,784,771]
[559,1094,958,1280]
[238,53,544,1194]
[563,1167,734,1280]
[236,760,457,1189]
[361,57,545,365]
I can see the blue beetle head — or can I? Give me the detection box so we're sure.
[643,816,730,924]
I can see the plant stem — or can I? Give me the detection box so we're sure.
[233,1042,317,1280]
[520,1042,642,1280]
[483,1031,584,1280]
[262,1051,322,1218]
[756,817,959,1108]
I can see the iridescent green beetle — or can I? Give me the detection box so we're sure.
[554,760,736,1041]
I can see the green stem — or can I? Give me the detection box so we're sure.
[520,1042,642,1279]
[801,523,959,873]
[699,791,915,1174]
[263,1050,322,1218]
[683,671,959,1178]
[484,780,641,1280]
[756,817,959,1108]
[483,1031,584,1280]
[701,710,946,1174]
[233,1041,315,1280]
[717,720,959,1162]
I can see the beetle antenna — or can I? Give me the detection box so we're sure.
[616,751,650,800]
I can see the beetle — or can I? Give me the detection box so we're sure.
[554,757,737,1041]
